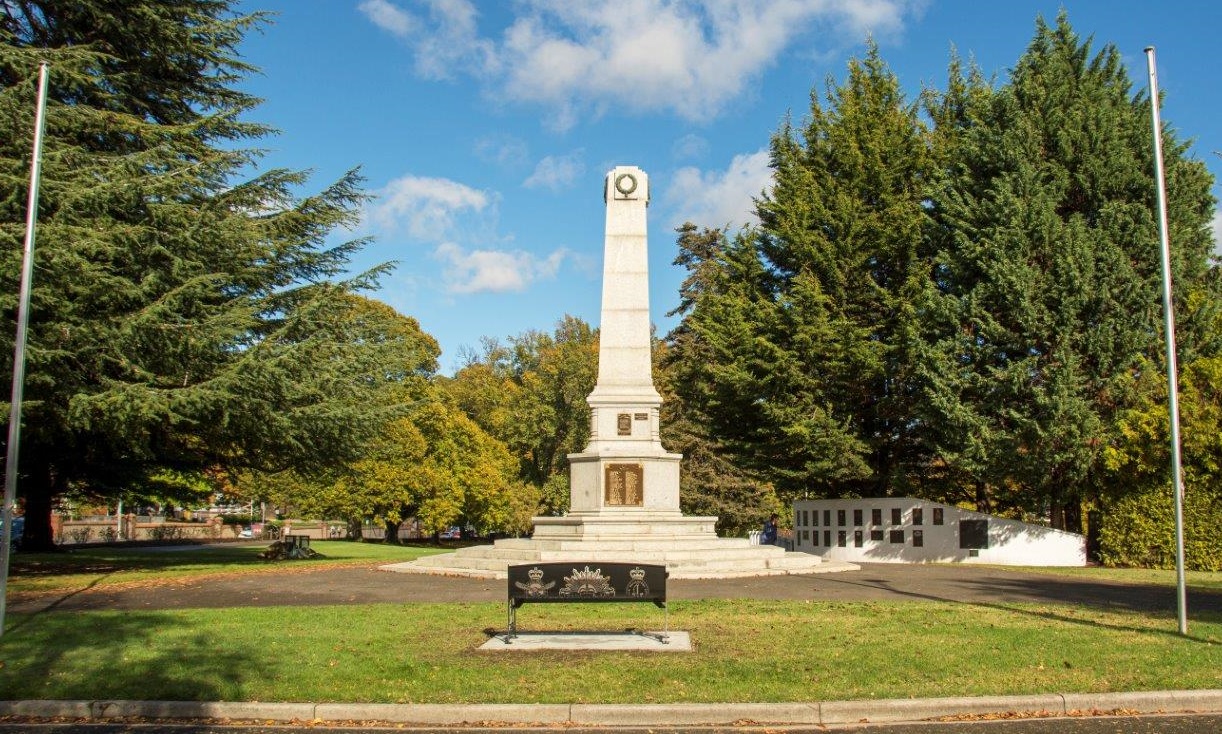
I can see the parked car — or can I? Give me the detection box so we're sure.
[439,526,462,539]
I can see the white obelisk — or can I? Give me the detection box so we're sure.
[534,166,707,539]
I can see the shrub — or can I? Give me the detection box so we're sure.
[100,527,118,543]
[1098,475,1222,571]
[149,525,184,541]
[65,527,92,545]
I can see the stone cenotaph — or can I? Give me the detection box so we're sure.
[395,167,851,578]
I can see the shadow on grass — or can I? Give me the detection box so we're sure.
[4,572,118,629]
[831,573,1221,643]
[10,544,267,577]
[0,609,270,701]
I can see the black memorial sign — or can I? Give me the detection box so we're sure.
[503,562,669,642]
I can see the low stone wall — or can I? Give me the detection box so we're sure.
[55,517,243,545]
[279,524,327,540]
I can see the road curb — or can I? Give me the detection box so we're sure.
[2,691,1221,726]
[820,694,1066,725]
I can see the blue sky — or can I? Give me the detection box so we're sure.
[234,0,1222,373]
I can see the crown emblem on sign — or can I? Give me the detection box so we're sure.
[629,567,645,581]
[528,567,544,582]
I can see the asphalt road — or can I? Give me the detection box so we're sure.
[9,558,1220,615]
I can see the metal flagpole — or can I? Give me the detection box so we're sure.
[1144,46,1188,636]
[0,61,50,638]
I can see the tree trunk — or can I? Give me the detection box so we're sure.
[1061,500,1082,535]
[19,461,58,552]
[383,519,402,544]
[974,480,991,514]
[345,518,363,541]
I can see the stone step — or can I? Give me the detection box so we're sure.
[403,550,823,574]
[386,553,856,579]
[525,544,790,561]
[452,542,783,561]
[479,538,760,553]
[448,546,543,561]
[410,554,513,572]
[386,540,858,579]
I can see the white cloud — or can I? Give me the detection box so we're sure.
[665,149,773,229]
[435,242,568,294]
[523,151,586,191]
[832,0,920,38]
[358,0,417,37]
[474,134,530,167]
[368,175,491,241]
[672,133,709,161]
[360,0,922,129]
[359,0,496,80]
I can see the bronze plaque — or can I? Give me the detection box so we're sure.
[616,413,632,436]
[634,413,648,421]
[605,463,644,506]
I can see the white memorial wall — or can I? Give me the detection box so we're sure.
[791,497,1086,566]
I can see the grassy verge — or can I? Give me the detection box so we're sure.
[1,599,1219,703]
[8,541,447,595]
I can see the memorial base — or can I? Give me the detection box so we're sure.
[388,510,857,579]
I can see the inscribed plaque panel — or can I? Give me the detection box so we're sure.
[605,463,644,506]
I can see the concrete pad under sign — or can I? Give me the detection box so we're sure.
[480,630,691,651]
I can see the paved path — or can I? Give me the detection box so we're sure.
[10,561,1220,614]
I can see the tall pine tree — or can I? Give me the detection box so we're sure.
[0,1,409,548]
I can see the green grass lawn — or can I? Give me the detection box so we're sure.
[0,599,1218,703]
[4,547,1221,703]
[7,540,447,594]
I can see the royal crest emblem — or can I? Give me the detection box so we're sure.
[624,566,650,597]
[513,566,555,597]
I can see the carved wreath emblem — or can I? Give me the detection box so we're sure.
[614,173,638,196]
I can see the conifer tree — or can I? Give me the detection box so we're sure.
[750,42,936,498]
[0,1,412,548]
[663,223,870,503]
[916,54,1011,510]
[925,13,1217,528]
[660,225,785,533]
